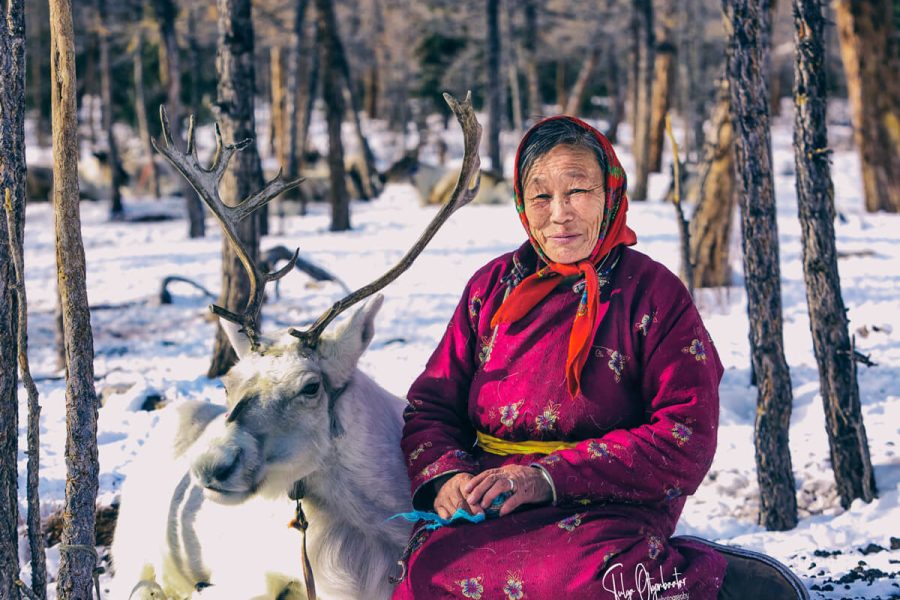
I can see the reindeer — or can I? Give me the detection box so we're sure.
[109,93,482,600]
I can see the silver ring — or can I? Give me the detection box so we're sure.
[507,477,516,494]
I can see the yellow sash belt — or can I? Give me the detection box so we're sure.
[476,431,579,456]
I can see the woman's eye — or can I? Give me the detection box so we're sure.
[300,381,321,396]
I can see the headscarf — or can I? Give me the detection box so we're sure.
[490,116,637,398]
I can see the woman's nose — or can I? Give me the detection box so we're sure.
[549,194,574,222]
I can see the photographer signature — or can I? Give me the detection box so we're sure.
[601,561,689,600]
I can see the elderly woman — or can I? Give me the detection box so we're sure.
[392,117,798,599]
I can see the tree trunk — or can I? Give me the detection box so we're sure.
[284,0,310,209]
[486,0,503,177]
[605,38,625,143]
[208,0,265,378]
[315,0,350,231]
[0,2,27,597]
[647,8,676,173]
[522,0,540,122]
[565,34,601,117]
[97,0,125,218]
[833,0,900,212]
[49,0,102,594]
[689,84,735,288]
[29,0,49,147]
[793,0,877,508]
[630,0,654,201]
[330,17,381,200]
[270,46,286,163]
[505,4,523,132]
[724,0,798,532]
[187,5,202,118]
[133,4,160,199]
[152,0,206,238]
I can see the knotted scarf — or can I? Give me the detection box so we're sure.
[490,116,637,397]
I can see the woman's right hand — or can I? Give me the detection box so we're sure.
[432,473,477,519]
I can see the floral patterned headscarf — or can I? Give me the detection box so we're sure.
[491,116,638,398]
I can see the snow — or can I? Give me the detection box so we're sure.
[13,107,900,599]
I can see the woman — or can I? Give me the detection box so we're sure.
[394,116,724,599]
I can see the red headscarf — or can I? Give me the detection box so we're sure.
[490,116,637,397]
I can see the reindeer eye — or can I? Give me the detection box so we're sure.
[300,381,321,397]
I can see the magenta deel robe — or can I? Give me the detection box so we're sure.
[393,243,727,600]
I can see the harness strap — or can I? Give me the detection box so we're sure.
[288,481,317,600]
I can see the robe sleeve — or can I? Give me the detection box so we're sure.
[532,281,723,507]
[401,279,481,510]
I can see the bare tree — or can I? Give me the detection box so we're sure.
[792,0,877,508]
[208,0,266,377]
[315,0,351,231]
[647,1,677,173]
[132,2,160,198]
[49,0,102,595]
[486,0,503,177]
[689,80,735,288]
[564,19,603,117]
[833,0,900,212]
[96,0,126,218]
[522,0,541,121]
[630,0,654,201]
[152,0,206,237]
[723,0,797,531]
[1,2,27,597]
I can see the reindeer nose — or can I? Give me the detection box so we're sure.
[210,448,242,483]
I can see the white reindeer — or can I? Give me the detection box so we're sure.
[109,93,482,600]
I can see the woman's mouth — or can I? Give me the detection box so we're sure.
[548,233,580,245]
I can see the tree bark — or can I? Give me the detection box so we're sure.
[689,84,735,288]
[28,0,49,147]
[152,0,206,237]
[284,0,310,209]
[647,12,676,173]
[724,0,798,531]
[0,2,27,597]
[97,0,125,218]
[486,0,503,177]
[331,15,381,200]
[833,0,900,212]
[49,0,102,594]
[270,45,286,163]
[133,4,160,199]
[565,31,601,118]
[605,37,625,143]
[208,0,265,378]
[630,0,654,201]
[793,0,877,508]
[522,0,541,122]
[315,0,350,231]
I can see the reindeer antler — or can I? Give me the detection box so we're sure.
[289,91,482,348]
[152,106,304,346]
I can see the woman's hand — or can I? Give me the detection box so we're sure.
[464,465,552,517]
[432,473,478,520]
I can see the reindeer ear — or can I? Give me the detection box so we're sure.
[318,294,384,387]
[218,318,253,360]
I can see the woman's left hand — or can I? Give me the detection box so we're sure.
[463,465,552,518]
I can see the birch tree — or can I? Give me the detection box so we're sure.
[49,0,102,594]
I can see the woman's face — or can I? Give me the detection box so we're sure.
[522,144,606,264]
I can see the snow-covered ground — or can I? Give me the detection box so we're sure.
[14,107,900,599]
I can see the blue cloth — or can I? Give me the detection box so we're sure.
[389,493,510,530]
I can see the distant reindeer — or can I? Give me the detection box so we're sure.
[110,93,482,600]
